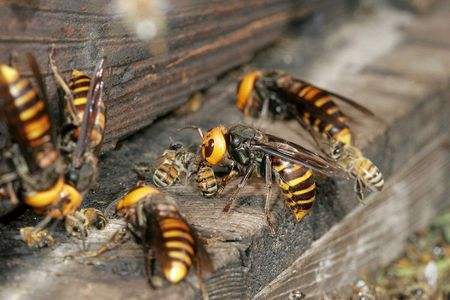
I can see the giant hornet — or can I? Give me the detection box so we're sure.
[49,51,107,237]
[0,54,105,247]
[236,70,384,200]
[89,183,213,296]
[194,124,343,229]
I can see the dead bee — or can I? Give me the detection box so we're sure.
[144,142,219,198]
[152,143,198,187]
[193,124,343,229]
[49,51,108,236]
[236,70,383,200]
[0,54,83,246]
[91,183,213,295]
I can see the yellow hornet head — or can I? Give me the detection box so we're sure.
[43,182,83,219]
[201,126,228,166]
[236,71,262,112]
[116,184,160,211]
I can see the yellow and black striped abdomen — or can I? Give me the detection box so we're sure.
[196,164,218,197]
[293,84,353,146]
[159,216,195,283]
[69,70,106,149]
[0,65,58,170]
[272,158,316,222]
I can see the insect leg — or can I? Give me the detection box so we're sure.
[48,47,80,125]
[223,164,255,213]
[217,167,239,195]
[295,115,329,156]
[83,227,129,257]
[264,155,276,234]
[355,178,366,203]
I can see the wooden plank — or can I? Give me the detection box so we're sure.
[0,0,338,148]
[0,2,449,299]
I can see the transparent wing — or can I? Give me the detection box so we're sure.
[253,135,347,178]
[73,58,105,168]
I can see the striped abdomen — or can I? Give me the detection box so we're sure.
[278,76,353,146]
[0,65,59,171]
[196,164,218,197]
[69,70,106,149]
[158,216,195,283]
[153,151,180,187]
[354,158,384,191]
[272,157,316,222]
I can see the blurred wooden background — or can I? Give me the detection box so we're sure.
[0,0,346,148]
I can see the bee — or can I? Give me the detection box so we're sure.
[93,183,213,295]
[195,124,343,228]
[152,143,197,188]
[0,54,83,246]
[148,142,219,198]
[236,70,384,200]
[196,162,219,198]
[49,52,108,236]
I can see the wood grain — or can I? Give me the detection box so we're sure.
[0,0,335,148]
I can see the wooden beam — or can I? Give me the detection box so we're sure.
[0,0,338,148]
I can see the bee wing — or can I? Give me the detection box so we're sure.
[297,79,384,123]
[186,221,214,278]
[26,54,50,111]
[143,205,168,263]
[254,135,346,178]
[72,58,105,168]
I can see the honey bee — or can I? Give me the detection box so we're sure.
[195,124,343,228]
[91,183,213,294]
[0,54,84,246]
[236,70,383,200]
[146,142,219,198]
[196,162,219,198]
[49,52,108,236]
[152,143,197,187]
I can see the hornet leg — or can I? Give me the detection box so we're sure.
[264,155,276,234]
[223,164,255,213]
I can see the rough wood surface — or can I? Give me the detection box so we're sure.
[0,0,340,149]
[0,2,449,300]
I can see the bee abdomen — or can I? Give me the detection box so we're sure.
[153,163,179,187]
[358,159,384,191]
[273,159,316,222]
[159,217,195,283]
[196,165,218,197]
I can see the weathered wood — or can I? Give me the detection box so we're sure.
[0,0,340,148]
[0,2,449,299]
